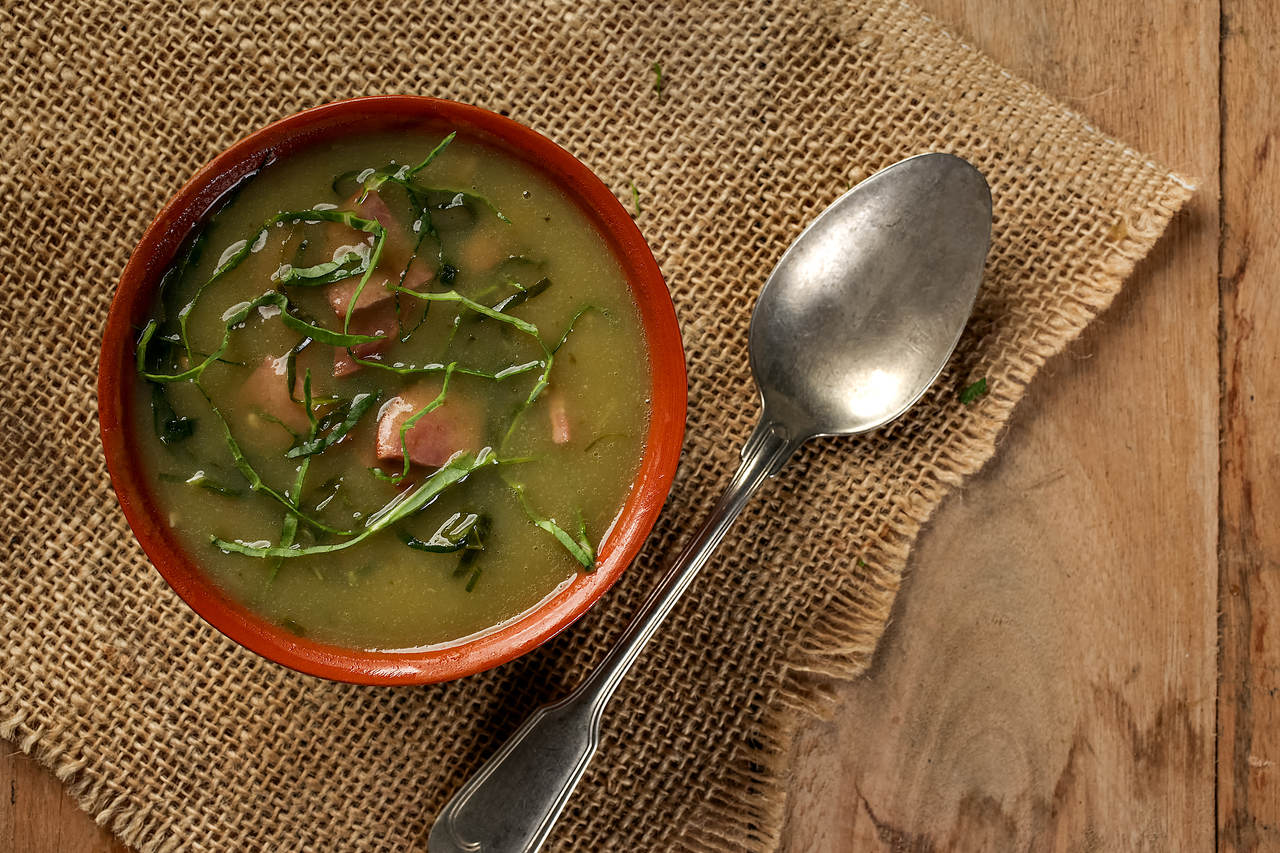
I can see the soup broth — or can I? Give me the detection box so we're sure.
[133,129,651,650]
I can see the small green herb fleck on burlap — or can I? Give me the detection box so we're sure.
[0,1,1191,850]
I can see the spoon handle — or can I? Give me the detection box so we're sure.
[428,417,799,853]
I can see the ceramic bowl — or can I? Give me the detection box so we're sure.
[98,96,686,684]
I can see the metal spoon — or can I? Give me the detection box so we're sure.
[429,152,992,853]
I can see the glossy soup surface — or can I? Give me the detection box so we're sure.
[133,130,651,650]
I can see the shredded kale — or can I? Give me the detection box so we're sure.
[406,132,456,180]
[151,383,195,445]
[269,371,320,580]
[284,336,312,404]
[144,133,609,582]
[273,250,368,287]
[139,290,383,385]
[959,377,989,405]
[453,514,491,591]
[176,207,386,360]
[399,511,484,554]
[510,484,595,570]
[380,362,460,483]
[159,470,240,496]
[286,392,379,459]
[584,432,629,453]
[502,306,595,448]
[212,450,500,559]
[395,288,541,339]
[200,382,357,537]
[492,276,551,313]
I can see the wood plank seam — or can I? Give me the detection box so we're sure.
[1216,2,1227,851]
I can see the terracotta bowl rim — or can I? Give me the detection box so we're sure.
[97,95,687,685]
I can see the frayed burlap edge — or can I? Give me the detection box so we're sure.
[666,6,1198,851]
[669,201,1195,852]
[673,201,1197,853]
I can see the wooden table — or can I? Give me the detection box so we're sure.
[783,0,1274,849]
[3,1,1271,850]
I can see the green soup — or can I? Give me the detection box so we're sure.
[133,130,651,651]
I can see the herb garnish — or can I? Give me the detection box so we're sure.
[146,133,603,583]
[400,511,484,554]
[201,383,358,537]
[492,276,551,313]
[213,449,500,559]
[159,470,241,497]
[175,207,388,361]
[652,61,664,101]
[501,306,595,449]
[140,288,384,384]
[271,369,321,580]
[273,250,368,287]
[286,392,378,459]
[151,384,195,445]
[511,484,595,570]
[584,432,628,452]
[378,362,461,484]
[459,517,489,589]
[959,377,988,405]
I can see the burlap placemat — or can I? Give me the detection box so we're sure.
[0,1,1192,850]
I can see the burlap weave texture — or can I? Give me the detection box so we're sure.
[0,1,1192,850]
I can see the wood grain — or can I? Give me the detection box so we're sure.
[0,749,125,853]
[1218,0,1280,848]
[782,0,1222,850]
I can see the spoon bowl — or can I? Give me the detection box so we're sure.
[751,153,992,439]
[431,152,992,853]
